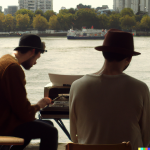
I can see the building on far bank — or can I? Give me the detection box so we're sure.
[4,8,8,15]
[97,9,114,14]
[113,0,150,15]
[96,5,109,11]
[18,0,53,13]
[61,7,66,10]
[24,0,37,12]
[7,6,18,16]
[37,0,53,13]
[113,0,125,12]
[0,6,2,12]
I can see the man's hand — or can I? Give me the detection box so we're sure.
[37,97,52,109]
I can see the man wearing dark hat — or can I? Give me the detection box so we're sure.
[0,34,58,150]
[69,29,150,150]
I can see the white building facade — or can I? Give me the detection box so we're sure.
[113,0,125,12]
[18,0,53,13]
[0,6,2,12]
[113,0,150,15]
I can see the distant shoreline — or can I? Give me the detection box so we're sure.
[0,33,67,37]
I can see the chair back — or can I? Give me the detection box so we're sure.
[66,142,132,150]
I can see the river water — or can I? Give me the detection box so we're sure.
[0,36,150,143]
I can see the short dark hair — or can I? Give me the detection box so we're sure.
[102,51,132,62]
[16,48,41,55]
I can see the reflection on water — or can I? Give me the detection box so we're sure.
[1,36,150,142]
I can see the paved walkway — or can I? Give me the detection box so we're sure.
[24,143,66,150]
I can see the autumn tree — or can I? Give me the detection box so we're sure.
[16,14,30,30]
[44,10,56,21]
[140,15,150,31]
[120,15,136,31]
[49,15,61,30]
[97,14,109,29]
[57,13,74,30]
[3,14,14,31]
[59,9,69,14]
[120,8,134,17]
[68,8,77,14]
[33,14,48,30]
[108,14,121,29]
[35,10,44,16]
[15,9,34,25]
[0,13,5,31]
[73,8,99,29]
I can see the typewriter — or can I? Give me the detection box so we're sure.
[40,73,83,119]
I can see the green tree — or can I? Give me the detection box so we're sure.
[35,10,44,16]
[44,10,56,21]
[108,14,121,29]
[120,15,136,31]
[57,13,74,30]
[15,9,33,29]
[49,15,61,30]
[59,9,69,14]
[135,14,144,22]
[33,14,48,30]
[15,9,34,24]
[98,14,109,29]
[120,8,134,17]
[135,21,141,31]
[68,8,77,14]
[0,13,5,31]
[16,14,30,30]
[140,15,150,31]
[3,14,14,31]
[74,8,99,29]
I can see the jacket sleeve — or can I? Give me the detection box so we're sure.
[69,83,78,143]
[2,63,40,123]
[139,84,150,146]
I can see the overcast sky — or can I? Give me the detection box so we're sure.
[0,0,113,13]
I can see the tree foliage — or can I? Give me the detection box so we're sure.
[49,15,61,30]
[98,14,109,29]
[57,13,74,30]
[16,14,30,30]
[33,14,48,30]
[35,10,44,16]
[0,13,5,31]
[120,8,134,17]
[44,10,56,21]
[15,9,34,23]
[3,14,14,31]
[120,15,136,31]
[108,14,121,29]
[74,8,99,29]
[140,15,150,31]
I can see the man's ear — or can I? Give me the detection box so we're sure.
[126,56,132,63]
[31,49,35,56]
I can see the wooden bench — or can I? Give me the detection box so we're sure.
[0,136,24,150]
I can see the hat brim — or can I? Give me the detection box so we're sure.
[95,46,141,56]
[14,46,47,53]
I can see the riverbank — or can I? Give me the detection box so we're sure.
[0,33,67,37]
[24,143,66,150]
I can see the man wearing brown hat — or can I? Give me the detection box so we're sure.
[69,29,150,150]
[0,34,58,150]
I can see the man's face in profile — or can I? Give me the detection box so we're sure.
[21,51,41,70]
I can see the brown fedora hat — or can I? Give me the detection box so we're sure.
[95,29,141,56]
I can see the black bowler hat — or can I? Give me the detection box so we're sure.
[14,34,47,53]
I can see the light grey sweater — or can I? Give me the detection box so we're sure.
[69,73,150,150]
